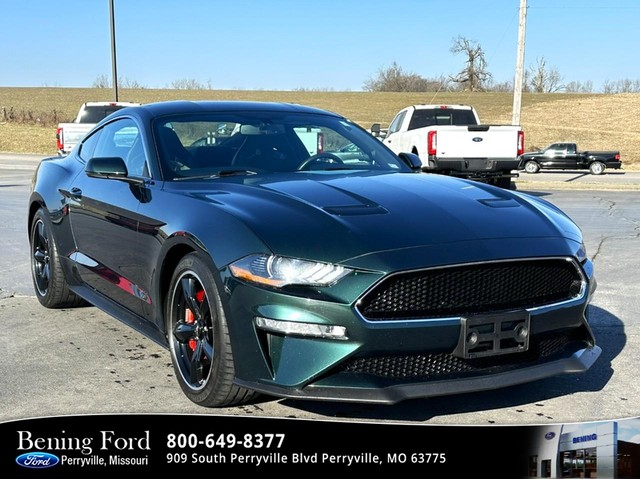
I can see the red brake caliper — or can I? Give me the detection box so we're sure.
[186,288,206,352]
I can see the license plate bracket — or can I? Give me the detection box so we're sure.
[453,310,530,359]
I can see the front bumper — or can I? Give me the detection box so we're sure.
[237,341,601,404]
[223,255,599,404]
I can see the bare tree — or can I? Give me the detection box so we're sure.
[119,77,146,89]
[449,36,492,91]
[602,78,640,94]
[528,57,564,93]
[92,74,111,88]
[92,74,146,89]
[487,79,514,92]
[565,80,593,93]
[363,62,449,92]
[169,78,212,90]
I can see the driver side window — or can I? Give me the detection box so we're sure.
[387,111,407,135]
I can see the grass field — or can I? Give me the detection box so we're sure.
[1,87,638,170]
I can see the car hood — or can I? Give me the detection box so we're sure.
[519,151,543,158]
[192,171,583,268]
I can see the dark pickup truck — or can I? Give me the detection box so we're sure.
[518,142,621,175]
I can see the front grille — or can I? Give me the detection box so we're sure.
[357,258,583,321]
[339,331,579,381]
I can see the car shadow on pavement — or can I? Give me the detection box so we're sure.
[281,305,624,422]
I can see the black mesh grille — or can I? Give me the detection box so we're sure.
[357,259,583,321]
[339,332,578,381]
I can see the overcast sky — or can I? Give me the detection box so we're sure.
[2,0,639,91]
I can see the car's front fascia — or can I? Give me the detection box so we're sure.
[216,234,598,405]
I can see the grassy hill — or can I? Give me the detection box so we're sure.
[1,87,638,170]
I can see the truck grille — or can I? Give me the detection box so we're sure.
[356,258,583,321]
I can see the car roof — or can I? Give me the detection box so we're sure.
[412,104,473,110]
[125,100,343,119]
[83,101,141,107]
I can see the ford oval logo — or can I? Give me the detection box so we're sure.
[545,432,556,440]
[472,137,483,142]
[16,452,60,469]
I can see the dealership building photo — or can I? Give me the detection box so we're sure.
[528,418,640,478]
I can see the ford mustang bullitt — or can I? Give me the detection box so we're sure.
[28,101,601,407]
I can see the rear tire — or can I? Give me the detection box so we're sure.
[29,208,84,308]
[166,252,258,407]
[589,161,606,175]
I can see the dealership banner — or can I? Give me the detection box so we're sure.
[2,413,534,476]
[6,414,640,477]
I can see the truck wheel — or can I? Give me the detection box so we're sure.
[524,161,540,174]
[589,161,606,175]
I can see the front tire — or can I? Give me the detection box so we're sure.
[166,253,258,407]
[524,160,540,174]
[29,208,84,308]
[589,161,606,175]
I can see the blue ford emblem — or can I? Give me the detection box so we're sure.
[15,452,60,469]
[472,137,483,142]
[545,432,556,440]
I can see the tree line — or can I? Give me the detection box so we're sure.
[363,36,640,94]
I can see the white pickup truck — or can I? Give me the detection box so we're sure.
[56,101,140,155]
[377,104,524,188]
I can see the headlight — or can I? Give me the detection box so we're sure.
[229,254,352,288]
[576,241,588,263]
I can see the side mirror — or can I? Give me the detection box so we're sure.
[398,152,423,172]
[370,123,381,136]
[85,157,143,184]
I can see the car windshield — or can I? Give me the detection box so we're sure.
[153,111,406,180]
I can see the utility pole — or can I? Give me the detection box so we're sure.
[512,0,527,125]
[109,0,119,101]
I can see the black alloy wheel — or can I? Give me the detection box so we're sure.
[31,216,51,298]
[29,208,83,308]
[166,253,257,407]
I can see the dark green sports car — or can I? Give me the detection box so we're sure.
[28,101,601,407]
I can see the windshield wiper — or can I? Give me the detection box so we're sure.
[309,166,355,171]
[173,169,258,181]
[215,169,258,177]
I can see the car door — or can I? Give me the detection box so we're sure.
[67,118,151,318]
[542,143,566,169]
[561,143,581,169]
[383,110,409,152]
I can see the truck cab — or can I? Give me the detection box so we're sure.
[540,143,581,168]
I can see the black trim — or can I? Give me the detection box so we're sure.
[235,345,601,404]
